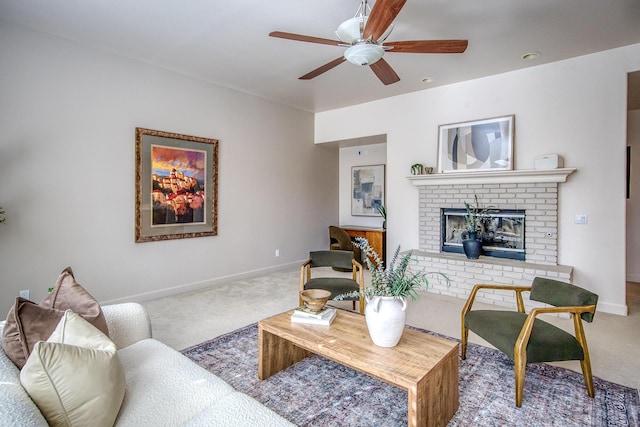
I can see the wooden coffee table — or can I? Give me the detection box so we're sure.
[258,309,459,427]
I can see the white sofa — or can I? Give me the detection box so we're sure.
[0,303,294,426]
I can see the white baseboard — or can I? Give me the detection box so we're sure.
[101,260,304,306]
[596,301,628,316]
[626,273,640,283]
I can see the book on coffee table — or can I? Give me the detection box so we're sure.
[291,307,336,326]
[293,306,335,319]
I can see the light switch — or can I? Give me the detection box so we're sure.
[574,214,588,225]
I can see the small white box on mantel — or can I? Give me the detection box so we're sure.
[534,153,564,169]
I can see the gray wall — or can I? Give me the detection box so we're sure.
[0,21,338,314]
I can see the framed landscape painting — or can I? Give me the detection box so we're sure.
[437,115,514,173]
[135,128,218,242]
[352,164,385,216]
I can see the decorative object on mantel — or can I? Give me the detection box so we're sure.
[534,153,564,169]
[437,115,514,173]
[0,206,5,224]
[410,164,434,175]
[336,238,449,347]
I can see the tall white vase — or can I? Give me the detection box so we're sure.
[364,296,407,347]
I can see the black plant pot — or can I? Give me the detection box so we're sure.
[462,235,482,259]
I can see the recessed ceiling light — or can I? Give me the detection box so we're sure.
[522,52,541,61]
[422,77,434,83]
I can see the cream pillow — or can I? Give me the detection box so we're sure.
[20,310,125,427]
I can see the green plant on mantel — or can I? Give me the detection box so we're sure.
[336,237,449,301]
[0,206,5,224]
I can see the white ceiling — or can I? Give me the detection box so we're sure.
[1,0,640,113]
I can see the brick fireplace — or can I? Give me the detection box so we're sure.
[407,169,576,310]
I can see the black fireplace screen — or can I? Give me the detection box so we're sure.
[441,208,525,260]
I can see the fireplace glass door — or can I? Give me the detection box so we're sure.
[441,208,525,260]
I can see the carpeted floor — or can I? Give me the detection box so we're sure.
[182,323,639,427]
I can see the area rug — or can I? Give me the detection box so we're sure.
[182,323,639,426]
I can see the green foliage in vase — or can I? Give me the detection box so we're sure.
[463,194,497,233]
[0,207,5,224]
[336,237,449,301]
[377,204,386,220]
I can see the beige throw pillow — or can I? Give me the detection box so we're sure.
[20,310,126,427]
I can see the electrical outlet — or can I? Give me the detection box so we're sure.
[275,249,280,257]
[19,289,29,300]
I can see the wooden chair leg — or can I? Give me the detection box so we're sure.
[574,314,595,398]
[514,357,526,407]
[580,358,595,398]
[461,327,469,360]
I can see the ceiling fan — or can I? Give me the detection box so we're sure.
[269,0,468,85]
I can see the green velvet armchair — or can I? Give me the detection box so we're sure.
[300,250,364,314]
[461,277,598,407]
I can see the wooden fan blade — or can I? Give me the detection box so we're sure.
[269,31,342,47]
[385,40,468,54]
[299,57,347,80]
[364,0,407,43]
[370,58,400,85]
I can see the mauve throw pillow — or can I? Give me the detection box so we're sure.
[40,267,109,337]
[1,298,64,369]
[1,267,109,369]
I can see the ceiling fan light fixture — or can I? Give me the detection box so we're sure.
[344,43,384,66]
[336,16,367,43]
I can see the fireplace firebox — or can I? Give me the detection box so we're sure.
[441,208,526,260]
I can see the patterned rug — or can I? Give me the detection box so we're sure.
[182,323,639,426]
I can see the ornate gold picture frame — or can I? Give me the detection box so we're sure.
[135,128,218,242]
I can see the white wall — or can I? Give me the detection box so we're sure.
[0,21,338,315]
[316,43,640,315]
[339,143,387,228]
[627,110,640,282]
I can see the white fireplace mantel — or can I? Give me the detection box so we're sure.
[407,168,576,186]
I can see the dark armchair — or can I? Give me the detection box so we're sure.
[328,226,362,271]
[461,277,598,407]
[300,250,364,314]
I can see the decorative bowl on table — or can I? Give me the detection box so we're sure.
[300,289,331,312]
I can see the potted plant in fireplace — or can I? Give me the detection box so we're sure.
[336,237,449,347]
[462,195,496,259]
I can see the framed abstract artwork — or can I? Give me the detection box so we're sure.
[437,115,514,173]
[135,128,218,242]
[351,164,385,216]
